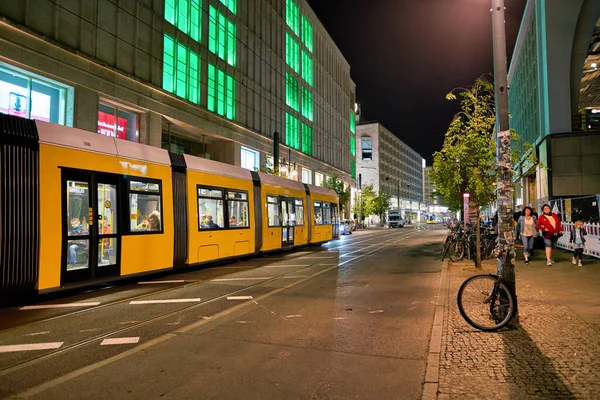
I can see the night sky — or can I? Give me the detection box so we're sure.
[306,0,527,164]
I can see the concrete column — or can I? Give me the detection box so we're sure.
[146,111,163,148]
[74,86,98,133]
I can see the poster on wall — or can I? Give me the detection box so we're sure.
[97,110,128,139]
[565,199,572,222]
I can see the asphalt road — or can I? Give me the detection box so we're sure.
[0,226,446,399]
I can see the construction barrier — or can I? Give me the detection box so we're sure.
[557,222,600,259]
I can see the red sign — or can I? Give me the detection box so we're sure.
[98,111,128,140]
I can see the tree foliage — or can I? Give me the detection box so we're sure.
[322,173,351,214]
[373,192,393,222]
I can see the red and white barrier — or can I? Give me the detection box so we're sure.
[557,222,600,258]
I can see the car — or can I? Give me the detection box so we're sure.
[339,219,355,234]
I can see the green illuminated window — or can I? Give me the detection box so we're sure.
[286,74,299,112]
[350,159,356,179]
[350,134,356,157]
[349,110,356,133]
[286,33,300,73]
[301,15,313,52]
[164,0,201,43]
[302,123,312,156]
[301,50,312,86]
[163,34,200,104]
[301,87,312,121]
[207,63,236,120]
[286,0,299,36]
[209,6,236,66]
[219,0,236,14]
[285,113,300,150]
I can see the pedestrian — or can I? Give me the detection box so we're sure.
[536,204,563,266]
[514,206,538,264]
[569,220,587,267]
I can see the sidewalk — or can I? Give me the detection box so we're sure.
[437,248,600,399]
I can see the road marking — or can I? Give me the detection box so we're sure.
[301,256,335,259]
[79,328,101,333]
[24,331,51,336]
[20,302,101,310]
[282,275,308,278]
[227,296,253,300]
[285,315,302,318]
[369,310,384,314]
[137,280,185,284]
[0,342,63,353]
[100,337,140,346]
[119,321,138,325]
[129,299,200,304]
[263,264,311,268]
[212,277,272,281]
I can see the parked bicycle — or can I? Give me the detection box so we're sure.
[456,233,517,331]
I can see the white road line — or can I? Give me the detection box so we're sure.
[227,296,254,300]
[212,277,272,281]
[0,342,63,353]
[129,299,201,304]
[20,302,101,310]
[263,264,311,268]
[24,331,51,336]
[285,315,302,318]
[301,256,335,259]
[137,280,185,284]
[100,337,140,346]
[282,275,308,278]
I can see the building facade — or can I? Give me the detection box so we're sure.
[354,121,425,222]
[508,0,600,216]
[0,0,356,193]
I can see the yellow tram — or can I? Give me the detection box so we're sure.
[0,115,339,298]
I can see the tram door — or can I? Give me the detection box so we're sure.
[281,197,295,246]
[331,203,340,238]
[62,171,121,284]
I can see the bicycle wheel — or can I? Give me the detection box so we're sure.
[449,241,465,262]
[457,274,515,331]
[441,236,452,260]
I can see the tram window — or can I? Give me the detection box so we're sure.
[313,201,323,225]
[128,179,162,233]
[198,187,225,229]
[227,190,249,228]
[267,195,280,227]
[295,199,305,226]
[322,202,331,224]
[66,180,90,270]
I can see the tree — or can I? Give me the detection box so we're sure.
[322,173,351,215]
[430,75,540,268]
[373,192,392,224]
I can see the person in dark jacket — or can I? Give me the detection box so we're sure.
[68,218,89,266]
[569,220,587,267]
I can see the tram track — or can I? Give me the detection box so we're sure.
[0,229,417,379]
[0,230,393,336]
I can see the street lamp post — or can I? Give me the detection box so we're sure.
[491,0,517,313]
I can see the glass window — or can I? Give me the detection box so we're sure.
[198,187,224,229]
[301,88,312,121]
[207,63,235,120]
[163,0,201,42]
[208,6,236,67]
[314,201,323,225]
[286,33,300,73]
[322,202,332,224]
[129,180,162,233]
[315,173,324,187]
[350,109,356,133]
[301,123,312,156]
[98,103,139,142]
[267,195,280,227]
[227,190,249,228]
[286,0,299,35]
[0,63,71,125]
[301,16,313,52]
[285,113,299,150]
[286,73,299,111]
[66,180,90,271]
[350,134,356,157]
[295,199,305,226]
[301,168,312,185]
[301,51,313,86]
[162,35,201,104]
[241,146,259,171]
[219,0,236,14]
[362,137,372,160]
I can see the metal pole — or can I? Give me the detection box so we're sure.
[397,181,400,209]
[491,0,517,311]
[273,132,280,174]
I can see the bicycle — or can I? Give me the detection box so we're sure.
[456,233,517,331]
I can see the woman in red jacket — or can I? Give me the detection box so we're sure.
[536,204,563,266]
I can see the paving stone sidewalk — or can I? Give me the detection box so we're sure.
[437,250,600,400]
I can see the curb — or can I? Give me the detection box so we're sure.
[422,259,448,400]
